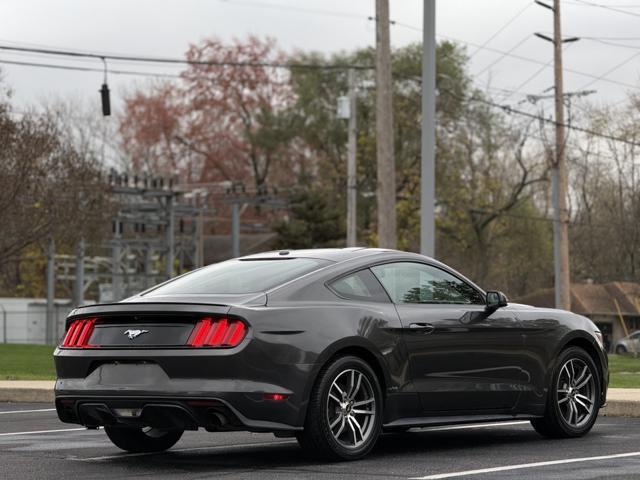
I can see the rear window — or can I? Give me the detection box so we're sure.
[144,258,331,295]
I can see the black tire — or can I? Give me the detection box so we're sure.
[616,345,628,355]
[104,426,183,453]
[531,346,601,439]
[296,355,383,461]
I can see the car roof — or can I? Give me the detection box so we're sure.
[239,247,383,262]
[240,247,425,263]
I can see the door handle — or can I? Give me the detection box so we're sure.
[409,322,435,333]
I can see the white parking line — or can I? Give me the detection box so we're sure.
[411,451,640,479]
[0,428,87,437]
[75,439,298,461]
[0,408,56,415]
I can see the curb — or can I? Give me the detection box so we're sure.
[601,400,640,418]
[0,388,54,403]
[0,381,55,403]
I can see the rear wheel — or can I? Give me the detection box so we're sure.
[297,355,383,461]
[616,345,628,355]
[104,426,183,453]
[531,347,601,438]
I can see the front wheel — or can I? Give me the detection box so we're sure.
[297,355,383,461]
[104,426,183,453]
[531,346,601,438]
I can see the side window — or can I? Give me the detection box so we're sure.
[370,262,484,305]
[328,269,390,303]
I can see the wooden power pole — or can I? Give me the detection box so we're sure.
[535,0,573,310]
[375,0,397,249]
[552,0,571,310]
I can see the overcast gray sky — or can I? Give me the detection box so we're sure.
[1,0,639,116]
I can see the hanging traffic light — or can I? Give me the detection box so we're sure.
[100,83,111,116]
[100,57,111,116]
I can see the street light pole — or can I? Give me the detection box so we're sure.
[421,0,436,257]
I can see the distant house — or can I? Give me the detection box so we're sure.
[516,282,640,352]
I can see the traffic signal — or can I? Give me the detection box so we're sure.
[100,83,111,116]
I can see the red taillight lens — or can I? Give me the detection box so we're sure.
[61,318,96,348]
[187,317,247,348]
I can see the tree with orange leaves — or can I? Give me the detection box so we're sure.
[120,36,297,190]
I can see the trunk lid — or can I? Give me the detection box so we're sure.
[63,301,247,349]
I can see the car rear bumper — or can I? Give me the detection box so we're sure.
[54,347,314,432]
[55,394,301,432]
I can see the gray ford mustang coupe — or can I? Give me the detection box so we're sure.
[54,248,608,460]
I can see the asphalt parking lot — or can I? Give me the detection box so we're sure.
[1,402,640,479]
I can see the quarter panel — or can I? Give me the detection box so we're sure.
[232,298,412,426]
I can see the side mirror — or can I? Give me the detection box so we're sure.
[485,290,508,312]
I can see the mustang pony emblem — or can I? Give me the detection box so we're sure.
[124,329,149,340]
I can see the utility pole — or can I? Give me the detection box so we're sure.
[375,0,397,249]
[46,237,55,345]
[535,0,577,310]
[552,0,571,311]
[112,220,122,301]
[231,202,240,258]
[421,0,436,257]
[165,194,175,278]
[73,238,85,307]
[341,69,358,247]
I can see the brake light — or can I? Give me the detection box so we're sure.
[61,318,96,348]
[187,317,247,347]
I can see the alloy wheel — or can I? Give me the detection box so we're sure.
[556,358,596,428]
[326,368,377,449]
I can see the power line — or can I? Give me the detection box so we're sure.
[582,35,640,40]
[0,44,373,70]
[467,1,533,59]
[392,22,640,91]
[501,58,555,102]
[405,71,639,147]
[500,42,575,102]
[212,0,367,20]
[0,58,182,78]
[2,27,638,93]
[475,35,532,77]
[431,32,640,91]
[584,37,640,49]
[434,83,640,148]
[471,94,640,147]
[567,0,640,18]
[578,49,640,90]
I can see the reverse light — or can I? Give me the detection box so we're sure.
[61,318,97,348]
[187,317,247,347]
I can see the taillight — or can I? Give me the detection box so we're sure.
[61,318,96,348]
[187,317,247,347]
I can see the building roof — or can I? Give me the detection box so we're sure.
[516,282,640,316]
